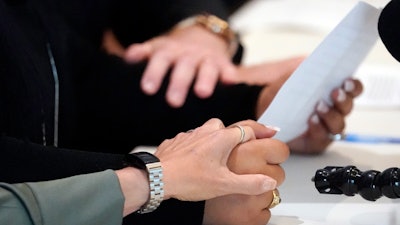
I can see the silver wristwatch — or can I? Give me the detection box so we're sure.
[125,152,164,214]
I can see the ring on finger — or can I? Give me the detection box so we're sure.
[268,189,281,209]
[328,133,345,141]
[233,125,245,144]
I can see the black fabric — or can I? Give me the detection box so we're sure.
[124,199,205,225]
[222,0,248,14]
[110,0,230,46]
[0,135,125,183]
[108,0,246,63]
[0,0,262,223]
[378,0,400,63]
[75,56,261,153]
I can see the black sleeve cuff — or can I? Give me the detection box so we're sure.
[123,199,206,225]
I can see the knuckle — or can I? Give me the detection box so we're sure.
[272,140,290,160]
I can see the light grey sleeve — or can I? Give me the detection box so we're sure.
[0,170,125,225]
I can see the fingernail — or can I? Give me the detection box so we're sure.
[263,177,277,191]
[265,125,281,132]
[317,101,329,114]
[195,84,212,98]
[142,81,156,94]
[344,79,355,92]
[336,88,346,102]
[311,114,320,124]
[168,91,184,107]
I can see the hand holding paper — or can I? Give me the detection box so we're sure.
[257,2,381,142]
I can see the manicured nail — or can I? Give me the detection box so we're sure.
[336,88,347,102]
[344,79,355,92]
[311,114,320,124]
[265,125,281,132]
[317,101,329,114]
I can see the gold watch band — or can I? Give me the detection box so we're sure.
[176,14,239,56]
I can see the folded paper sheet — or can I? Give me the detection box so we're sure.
[257,2,381,142]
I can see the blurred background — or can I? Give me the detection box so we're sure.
[228,1,400,224]
[230,0,400,140]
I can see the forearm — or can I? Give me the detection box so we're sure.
[0,134,207,225]
[116,167,149,216]
[0,135,126,183]
[0,170,124,225]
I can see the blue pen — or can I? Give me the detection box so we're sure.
[342,133,400,144]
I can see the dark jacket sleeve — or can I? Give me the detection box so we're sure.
[52,0,230,46]
[50,0,116,46]
[0,135,126,183]
[52,0,244,63]
[75,56,262,152]
[0,134,207,225]
[109,0,231,46]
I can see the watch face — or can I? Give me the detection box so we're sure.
[125,152,160,170]
[134,152,160,164]
[195,14,237,55]
[197,15,230,37]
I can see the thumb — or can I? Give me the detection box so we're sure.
[220,63,239,84]
[124,43,152,63]
[227,173,277,196]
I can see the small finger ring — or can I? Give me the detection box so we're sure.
[328,133,345,141]
[233,125,245,144]
[268,189,281,209]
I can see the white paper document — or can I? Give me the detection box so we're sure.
[257,2,381,142]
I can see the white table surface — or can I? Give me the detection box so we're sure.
[229,0,400,224]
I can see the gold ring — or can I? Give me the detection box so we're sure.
[268,189,281,209]
[233,125,245,144]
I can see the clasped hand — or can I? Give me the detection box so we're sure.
[155,118,289,225]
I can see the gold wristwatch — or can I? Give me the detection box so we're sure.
[176,14,239,55]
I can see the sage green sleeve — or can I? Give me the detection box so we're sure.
[0,170,125,225]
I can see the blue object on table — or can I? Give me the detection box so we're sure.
[343,133,400,144]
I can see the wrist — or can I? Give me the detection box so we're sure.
[124,152,164,214]
[174,14,239,56]
[115,167,149,216]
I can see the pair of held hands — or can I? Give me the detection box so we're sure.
[158,118,288,225]
[118,118,289,225]
[107,20,363,224]
[103,24,363,155]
